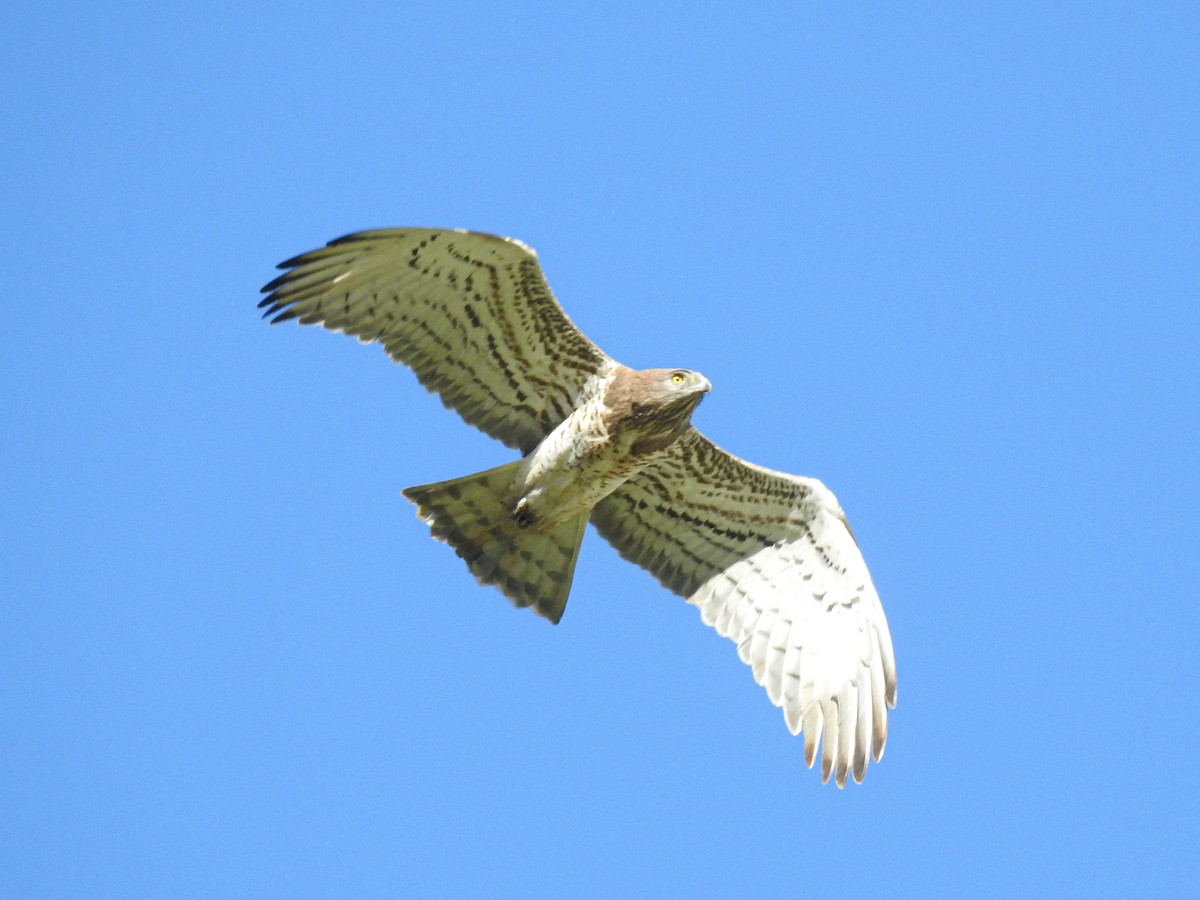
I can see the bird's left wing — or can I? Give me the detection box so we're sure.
[260,229,614,454]
[590,428,896,787]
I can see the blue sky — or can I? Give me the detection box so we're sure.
[3,2,1197,896]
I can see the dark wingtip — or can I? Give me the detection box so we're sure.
[275,250,317,270]
[261,271,294,293]
[326,230,374,246]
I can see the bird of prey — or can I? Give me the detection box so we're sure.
[260,228,896,786]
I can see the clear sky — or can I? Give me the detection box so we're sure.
[3,2,1197,897]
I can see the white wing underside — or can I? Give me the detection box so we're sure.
[592,429,896,787]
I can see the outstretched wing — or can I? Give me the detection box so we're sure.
[260,229,614,454]
[590,428,896,787]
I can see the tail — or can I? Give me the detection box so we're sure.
[401,461,588,624]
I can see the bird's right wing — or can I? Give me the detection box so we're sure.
[261,229,615,454]
[590,428,896,786]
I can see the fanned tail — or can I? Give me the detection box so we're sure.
[402,462,587,623]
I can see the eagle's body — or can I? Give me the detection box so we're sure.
[510,364,713,528]
[261,228,897,787]
[511,393,623,529]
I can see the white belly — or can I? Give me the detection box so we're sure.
[510,401,656,529]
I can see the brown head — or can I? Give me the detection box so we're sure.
[603,366,712,455]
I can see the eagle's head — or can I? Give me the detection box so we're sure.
[640,367,712,404]
[606,366,711,455]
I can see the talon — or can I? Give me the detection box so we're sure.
[513,498,535,528]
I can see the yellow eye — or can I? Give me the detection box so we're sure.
[671,372,686,384]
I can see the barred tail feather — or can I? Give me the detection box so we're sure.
[402,462,587,623]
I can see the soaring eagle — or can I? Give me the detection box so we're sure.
[261,228,896,786]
